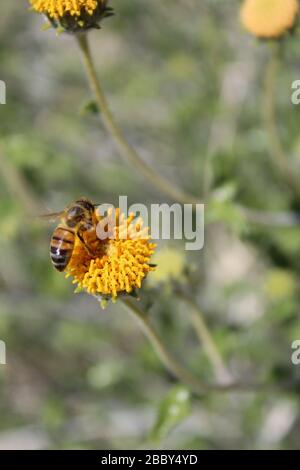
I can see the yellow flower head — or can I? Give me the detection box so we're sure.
[65,208,156,304]
[240,0,299,39]
[29,0,114,32]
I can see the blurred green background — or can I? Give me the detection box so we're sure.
[0,0,300,450]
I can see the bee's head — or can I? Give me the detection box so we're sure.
[66,199,94,227]
[75,198,95,213]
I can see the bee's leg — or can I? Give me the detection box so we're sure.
[77,228,95,256]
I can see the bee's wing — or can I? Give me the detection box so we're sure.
[37,211,65,222]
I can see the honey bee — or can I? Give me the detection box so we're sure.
[41,198,99,272]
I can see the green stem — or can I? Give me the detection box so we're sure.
[0,145,41,215]
[76,33,197,205]
[177,292,231,383]
[76,34,300,228]
[263,43,299,197]
[121,298,256,395]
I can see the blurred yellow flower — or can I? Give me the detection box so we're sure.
[29,0,114,32]
[240,0,299,38]
[148,247,186,287]
[65,209,156,303]
[264,269,296,302]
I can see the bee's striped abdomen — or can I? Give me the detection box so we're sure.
[50,226,75,272]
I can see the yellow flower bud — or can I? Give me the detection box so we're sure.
[240,0,299,39]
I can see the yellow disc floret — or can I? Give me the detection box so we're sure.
[29,0,113,32]
[65,209,156,302]
[30,0,98,18]
[240,0,299,39]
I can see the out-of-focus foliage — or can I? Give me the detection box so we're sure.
[151,386,191,444]
[0,0,300,450]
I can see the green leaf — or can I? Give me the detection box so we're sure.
[79,99,99,116]
[150,385,191,443]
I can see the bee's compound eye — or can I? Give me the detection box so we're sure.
[67,206,83,219]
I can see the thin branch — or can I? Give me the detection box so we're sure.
[76,34,300,228]
[176,291,232,384]
[121,298,258,395]
[0,144,41,215]
[76,33,196,205]
[237,205,300,227]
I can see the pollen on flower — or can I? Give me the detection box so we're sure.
[240,0,299,39]
[65,209,156,302]
[29,0,114,32]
